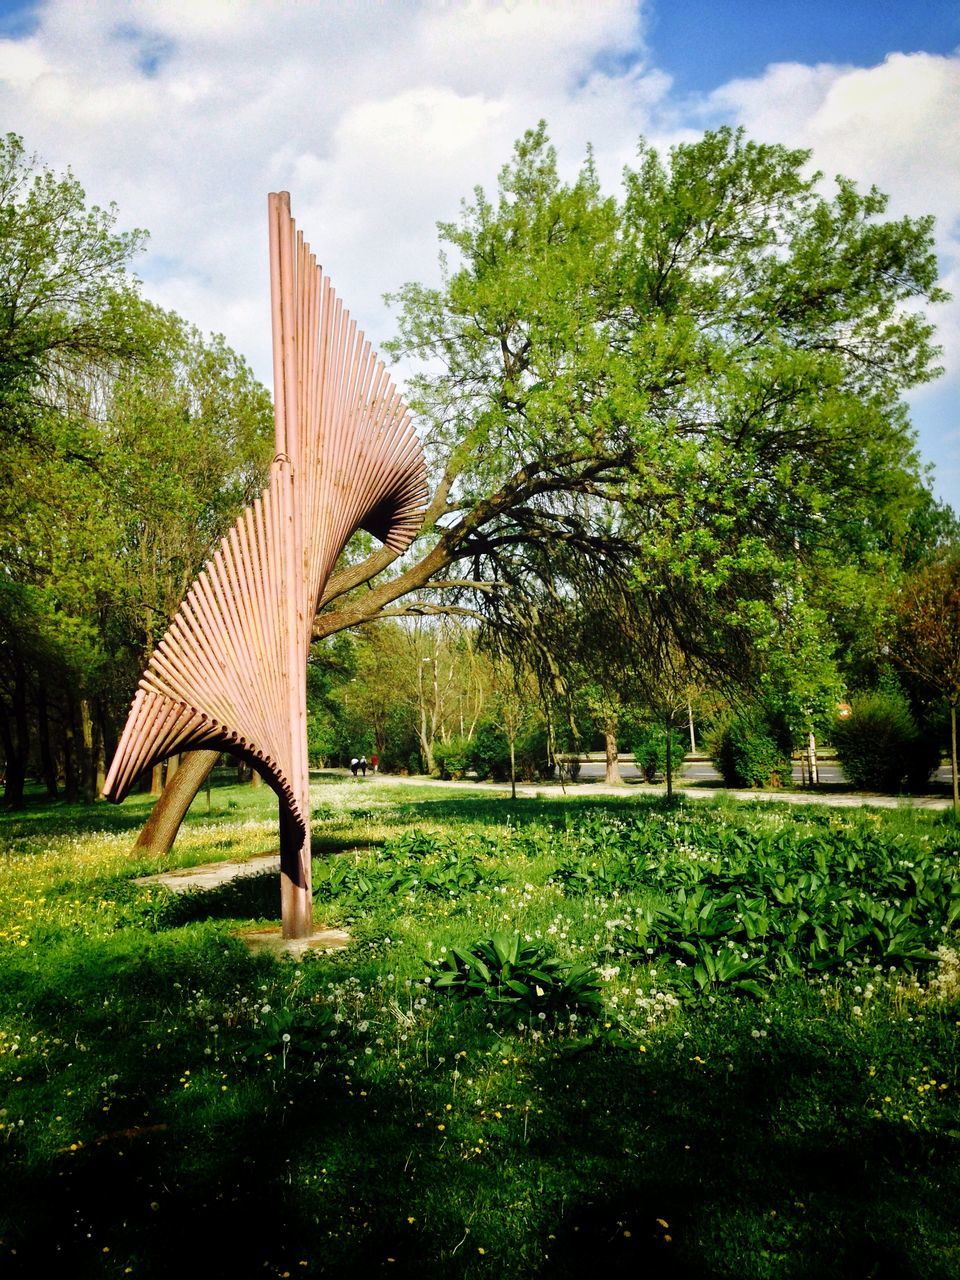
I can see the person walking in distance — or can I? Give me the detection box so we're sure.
[350,756,359,778]
[360,755,368,777]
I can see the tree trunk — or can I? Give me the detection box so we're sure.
[62,713,78,803]
[951,700,958,818]
[603,720,623,786]
[97,700,115,798]
[806,730,819,786]
[150,763,165,796]
[94,708,107,799]
[0,709,25,808]
[665,722,674,801]
[509,736,516,801]
[417,697,434,774]
[250,767,263,787]
[37,685,58,798]
[2,667,30,807]
[77,696,96,804]
[133,749,220,855]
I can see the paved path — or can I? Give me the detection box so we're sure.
[329,770,954,811]
[134,852,281,893]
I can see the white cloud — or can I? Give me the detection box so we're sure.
[707,53,960,225]
[0,0,656,379]
[0,4,957,503]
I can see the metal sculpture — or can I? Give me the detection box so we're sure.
[104,193,428,938]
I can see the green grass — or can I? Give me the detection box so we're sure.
[0,777,958,1278]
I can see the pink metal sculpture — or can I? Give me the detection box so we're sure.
[103,193,428,938]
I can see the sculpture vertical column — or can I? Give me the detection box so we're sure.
[271,192,312,938]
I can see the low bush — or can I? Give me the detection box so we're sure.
[711,707,793,788]
[833,690,939,791]
[515,724,553,781]
[468,721,511,781]
[629,723,681,782]
[432,735,472,779]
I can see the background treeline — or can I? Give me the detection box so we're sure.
[305,591,958,800]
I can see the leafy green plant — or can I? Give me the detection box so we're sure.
[629,724,680,782]
[832,690,939,791]
[388,851,502,898]
[711,707,793,788]
[383,830,448,859]
[432,736,472,780]
[429,932,602,1021]
[468,721,511,781]
[312,857,381,903]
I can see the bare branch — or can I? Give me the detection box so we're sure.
[373,604,487,622]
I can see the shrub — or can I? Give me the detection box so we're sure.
[515,724,554,780]
[833,691,939,792]
[432,735,472,779]
[629,723,681,782]
[712,708,792,788]
[468,721,511,781]
[378,705,422,773]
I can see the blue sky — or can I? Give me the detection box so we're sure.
[649,0,960,89]
[0,0,957,506]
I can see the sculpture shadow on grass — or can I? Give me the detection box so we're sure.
[149,871,283,927]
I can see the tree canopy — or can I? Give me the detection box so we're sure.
[315,123,947,730]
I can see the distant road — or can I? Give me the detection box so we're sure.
[573,757,953,787]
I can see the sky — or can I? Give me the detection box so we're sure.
[1,0,958,508]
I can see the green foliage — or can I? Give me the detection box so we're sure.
[379,703,422,773]
[432,734,472,780]
[0,135,272,804]
[832,690,940,791]
[711,707,793,788]
[543,804,960,992]
[429,932,602,1022]
[0,782,959,1276]
[514,723,554,780]
[467,720,511,781]
[629,723,681,782]
[383,122,946,734]
[0,132,148,434]
[312,829,504,908]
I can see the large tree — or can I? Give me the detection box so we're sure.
[134,123,949,846]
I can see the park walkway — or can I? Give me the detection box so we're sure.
[327,770,954,811]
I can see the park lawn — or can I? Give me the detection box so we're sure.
[0,777,958,1278]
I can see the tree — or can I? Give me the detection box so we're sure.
[892,554,960,814]
[0,136,274,805]
[137,123,948,848]
[0,132,148,443]
[0,133,150,803]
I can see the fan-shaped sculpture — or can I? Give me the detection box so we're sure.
[103,193,429,938]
